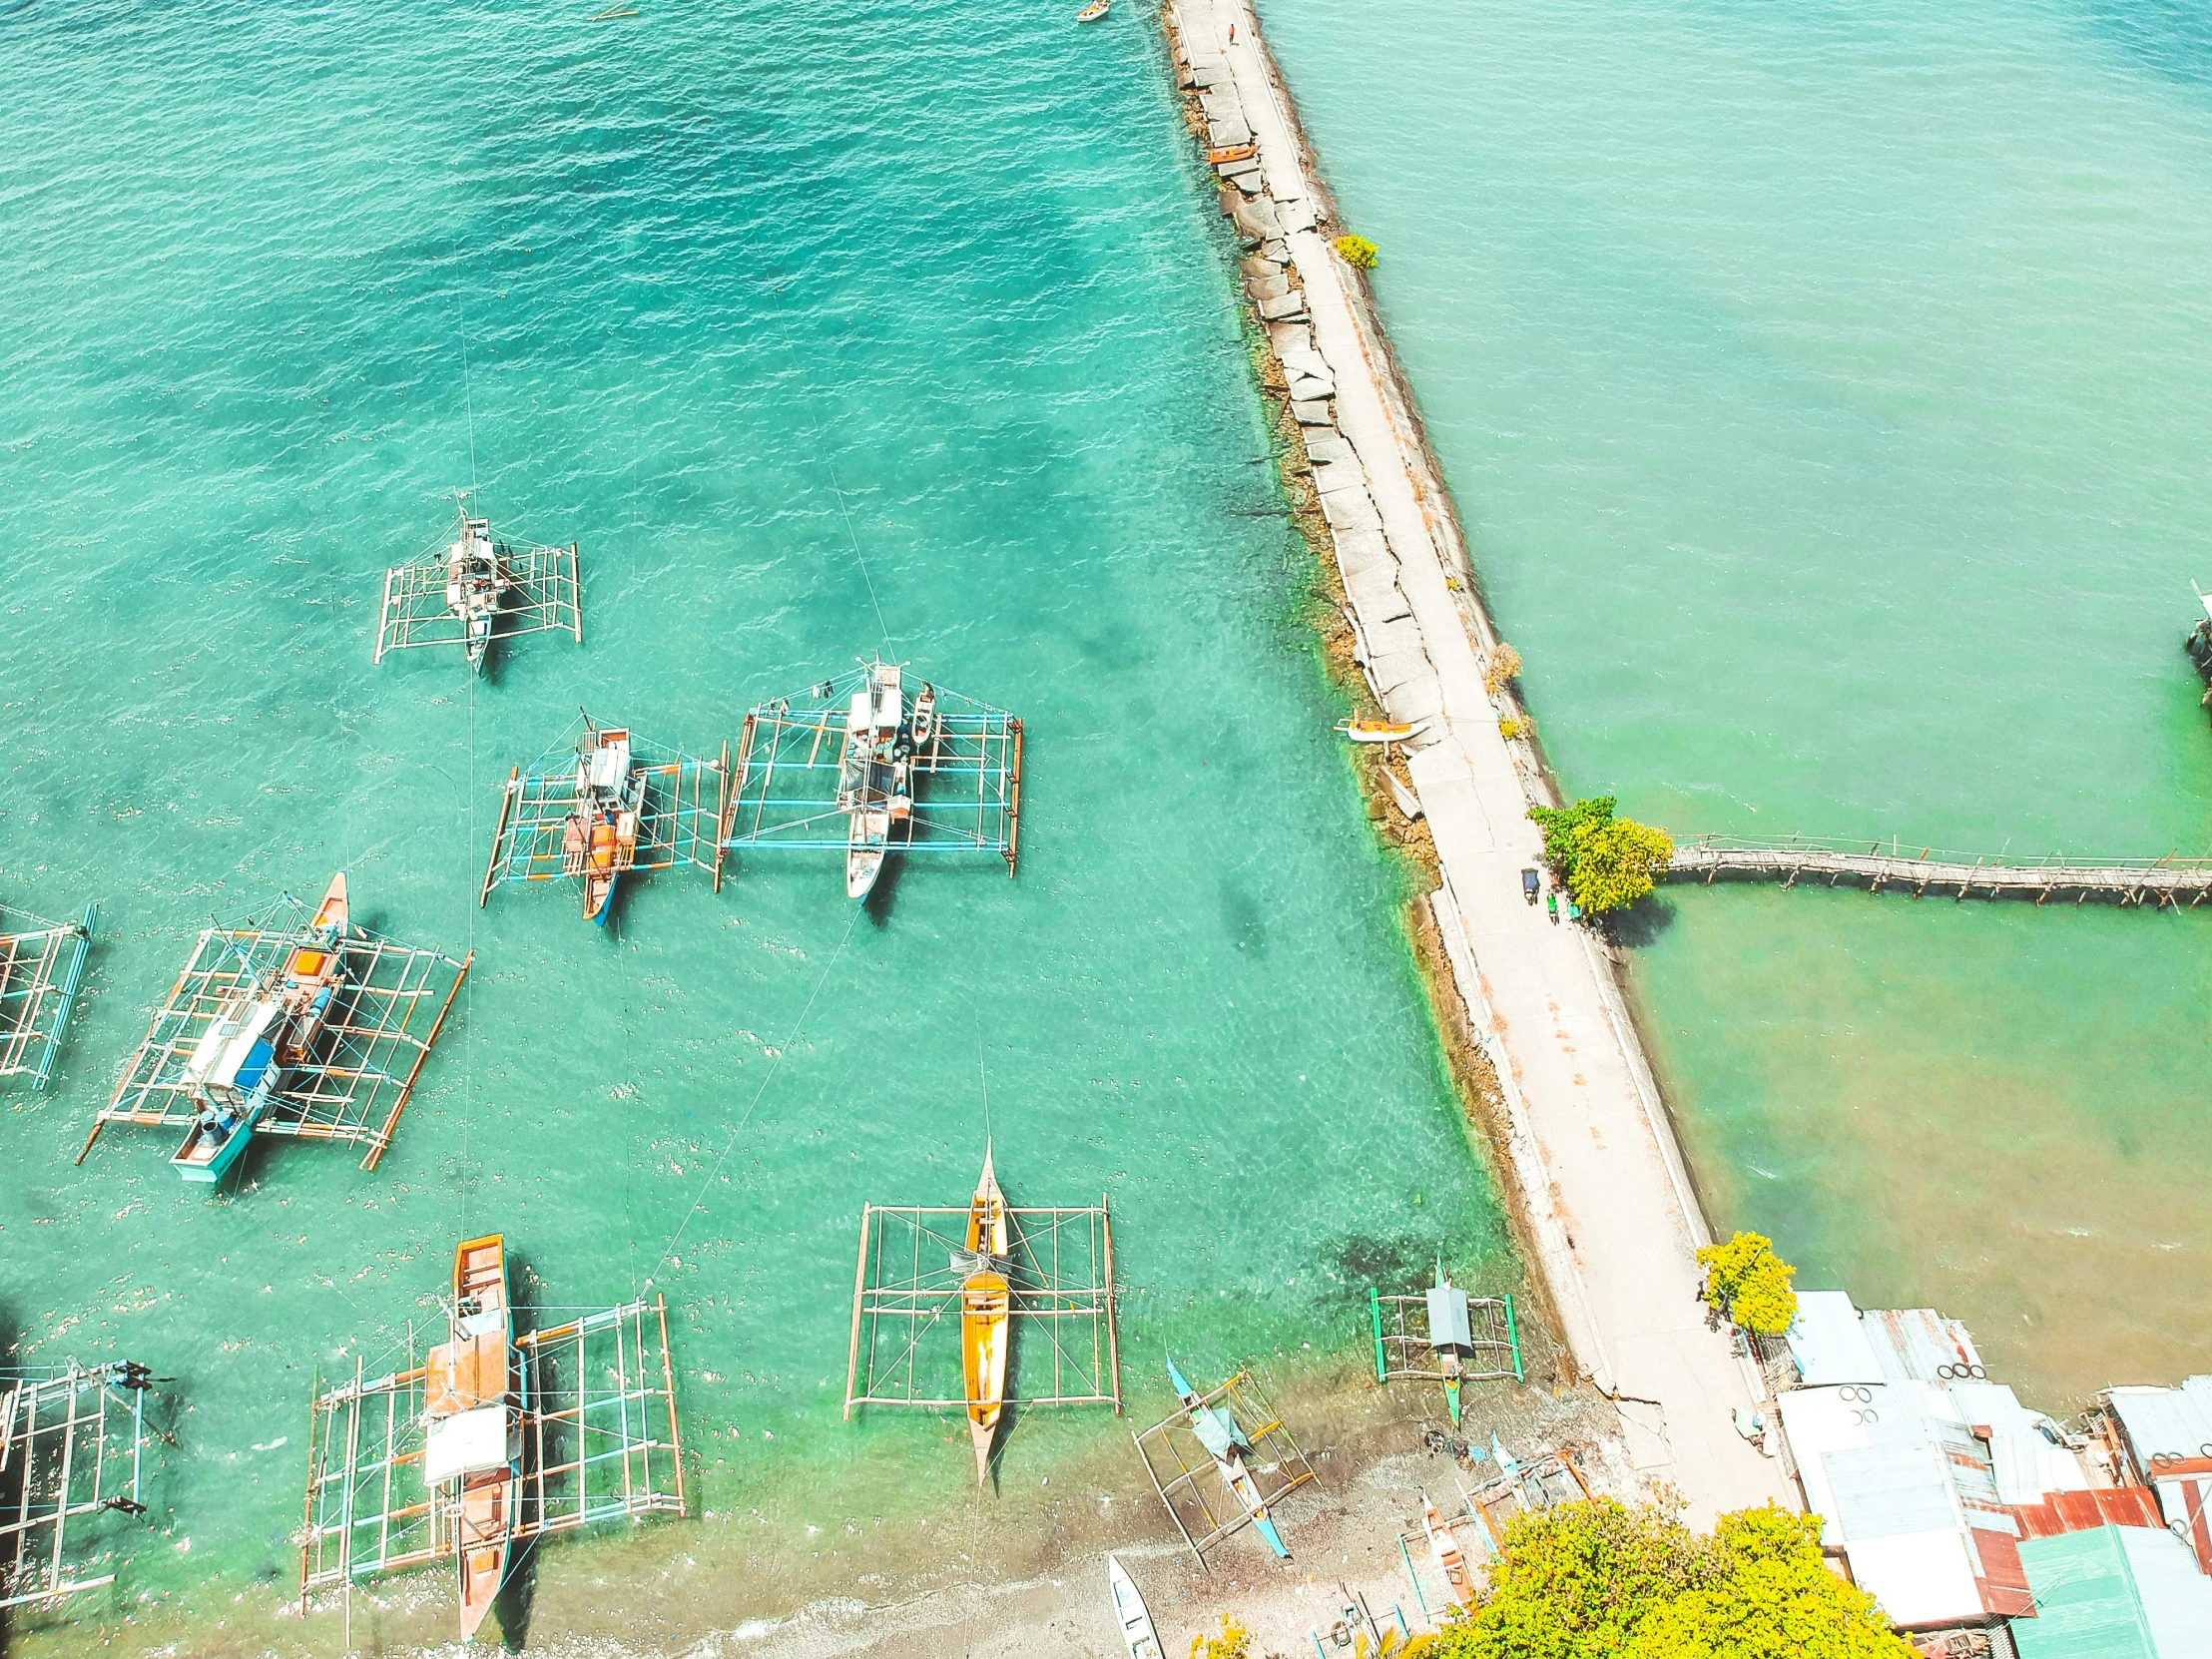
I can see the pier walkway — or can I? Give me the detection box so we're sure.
[1178,0,1792,1532]
[1669,835,2212,906]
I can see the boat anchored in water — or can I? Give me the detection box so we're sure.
[1166,1355,1290,1558]
[836,660,914,900]
[424,1234,519,1644]
[171,873,350,1184]
[1107,1553,1163,1659]
[563,728,646,924]
[958,1147,1011,1484]
[374,497,582,675]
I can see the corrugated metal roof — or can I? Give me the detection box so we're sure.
[2109,1378,2212,1480]
[1789,1290,1888,1385]
[2014,1488,2165,1538]
[1866,1307,1983,1383]
[1828,1438,1959,1538]
[2013,1524,2212,1659]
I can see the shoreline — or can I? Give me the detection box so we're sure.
[1163,0,1791,1525]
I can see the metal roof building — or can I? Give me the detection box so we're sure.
[2103,1378,2212,1577]
[2011,1524,2212,1659]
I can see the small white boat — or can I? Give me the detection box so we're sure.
[443,509,512,674]
[1076,0,1111,20]
[563,729,645,925]
[1107,1553,1163,1659]
[1335,716,1427,745]
[836,661,911,900]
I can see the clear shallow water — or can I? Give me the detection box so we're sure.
[0,0,1508,1606]
[1263,0,2212,1403]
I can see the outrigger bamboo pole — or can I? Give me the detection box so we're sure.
[655,1297,686,1516]
[569,544,583,642]
[480,769,520,905]
[843,1205,871,1419]
[374,567,396,663]
[1004,719,1024,877]
[359,950,472,1171]
[1101,1195,1121,1414]
[713,741,731,893]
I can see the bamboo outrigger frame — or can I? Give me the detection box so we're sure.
[1370,1287,1522,1388]
[78,892,471,1171]
[0,901,95,1090]
[724,665,1023,877]
[373,505,582,668]
[842,1196,1119,1416]
[0,1361,155,1611]
[479,714,732,906]
[1131,1370,1319,1565]
[299,1298,683,1613]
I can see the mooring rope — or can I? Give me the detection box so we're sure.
[644,901,863,1290]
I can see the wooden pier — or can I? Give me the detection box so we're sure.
[1667,835,2212,907]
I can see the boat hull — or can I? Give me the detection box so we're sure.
[961,1272,1010,1482]
[1107,1554,1164,1659]
[173,1107,261,1183]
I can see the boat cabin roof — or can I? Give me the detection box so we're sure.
[1426,1284,1473,1349]
[187,999,281,1088]
[586,736,632,790]
[423,1403,510,1486]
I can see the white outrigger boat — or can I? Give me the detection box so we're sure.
[562,728,646,925]
[1107,1553,1163,1659]
[171,873,350,1184]
[836,661,915,900]
[445,509,513,673]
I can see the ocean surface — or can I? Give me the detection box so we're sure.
[0,0,1509,1613]
[1262,0,2212,1406]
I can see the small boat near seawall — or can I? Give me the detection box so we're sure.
[1076,0,1111,21]
[1107,1553,1163,1659]
[171,872,350,1184]
[959,1147,1011,1484]
[1335,716,1426,745]
[1424,1493,1476,1606]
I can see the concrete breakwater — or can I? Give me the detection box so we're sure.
[1159,0,1791,1525]
[1669,835,2212,906]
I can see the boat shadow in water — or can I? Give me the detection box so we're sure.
[860,852,909,927]
[490,1246,544,1652]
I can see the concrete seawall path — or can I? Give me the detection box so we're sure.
[1169,0,1793,1526]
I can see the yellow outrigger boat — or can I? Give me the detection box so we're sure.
[959,1148,1011,1484]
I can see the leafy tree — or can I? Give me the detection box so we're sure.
[1429,1499,1913,1659]
[1335,233,1380,269]
[1190,1616,1252,1659]
[1696,1232,1799,1336]
[1526,798,1673,914]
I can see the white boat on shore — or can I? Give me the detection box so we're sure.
[1107,1553,1162,1659]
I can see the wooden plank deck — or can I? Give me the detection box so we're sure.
[1666,839,2212,906]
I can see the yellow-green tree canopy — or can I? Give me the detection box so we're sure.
[1695,1231,1799,1336]
[1526,798,1675,915]
[1430,1499,1913,1659]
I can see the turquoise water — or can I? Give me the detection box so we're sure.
[1263,0,2212,1403]
[0,0,1508,1609]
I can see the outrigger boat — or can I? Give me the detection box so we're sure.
[957,1147,1011,1484]
[562,728,645,924]
[1423,1493,1476,1607]
[836,660,915,901]
[424,1234,519,1644]
[1429,1259,1470,1426]
[1107,1553,1164,1659]
[444,507,513,673]
[171,873,349,1184]
[1166,1356,1289,1558]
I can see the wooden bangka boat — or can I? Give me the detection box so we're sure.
[1428,1260,1471,1425]
[562,728,645,924]
[835,660,913,901]
[959,1148,1011,1485]
[1335,715,1427,745]
[1423,1494,1476,1607]
[1107,1553,1163,1659]
[1166,1356,1289,1558]
[444,509,513,673]
[172,873,350,1183]
[424,1233,518,1644]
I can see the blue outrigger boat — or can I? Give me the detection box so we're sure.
[170,873,349,1183]
[1166,1355,1289,1558]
